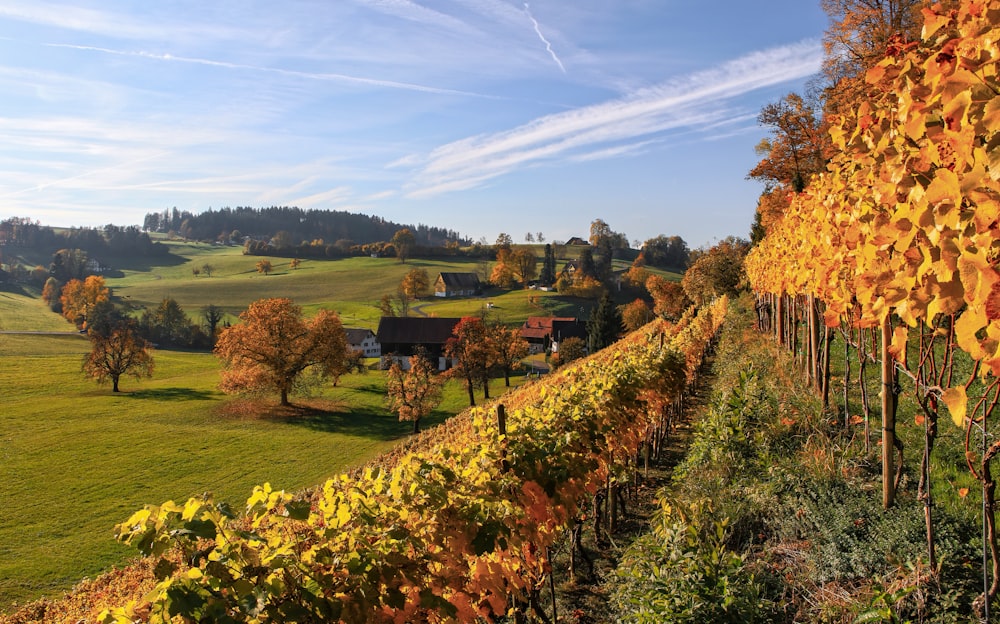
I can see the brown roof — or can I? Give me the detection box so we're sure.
[376,317,462,345]
[521,316,577,340]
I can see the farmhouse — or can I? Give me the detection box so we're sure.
[520,316,587,354]
[434,272,481,297]
[376,316,462,370]
[344,328,380,358]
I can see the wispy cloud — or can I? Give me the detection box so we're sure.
[42,42,503,99]
[523,3,566,73]
[403,40,822,198]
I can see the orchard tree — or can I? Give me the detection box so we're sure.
[489,324,528,387]
[215,298,348,406]
[445,317,493,406]
[386,352,443,434]
[378,294,396,318]
[83,321,154,392]
[60,275,109,329]
[256,259,273,275]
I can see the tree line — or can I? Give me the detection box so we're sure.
[142,206,468,248]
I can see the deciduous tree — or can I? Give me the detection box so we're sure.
[386,352,443,434]
[444,317,492,406]
[550,336,586,371]
[42,277,61,312]
[256,259,273,275]
[215,298,348,406]
[681,237,750,306]
[511,247,538,286]
[400,268,430,301]
[60,275,109,329]
[620,299,652,332]
[391,228,416,263]
[202,304,225,342]
[646,275,691,320]
[83,321,154,392]
[489,324,528,387]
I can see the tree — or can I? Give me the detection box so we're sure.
[386,352,443,434]
[400,268,430,302]
[511,247,538,286]
[83,321,154,392]
[378,294,396,318]
[289,258,301,270]
[444,317,493,406]
[524,232,535,243]
[391,228,416,263]
[588,292,623,352]
[589,219,614,247]
[539,244,557,286]
[494,232,513,252]
[41,277,62,312]
[577,248,597,279]
[202,263,215,277]
[550,336,586,371]
[646,275,691,320]
[682,237,750,306]
[489,324,528,387]
[202,304,225,342]
[60,275,109,329]
[256,259,273,275]
[141,297,196,347]
[748,93,828,192]
[620,299,652,332]
[819,0,923,117]
[641,235,690,269]
[215,298,348,406]
[490,248,516,289]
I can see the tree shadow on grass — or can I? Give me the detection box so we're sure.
[215,397,411,442]
[129,387,219,401]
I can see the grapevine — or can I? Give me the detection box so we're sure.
[98,299,727,623]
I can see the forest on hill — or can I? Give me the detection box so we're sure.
[141,205,468,248]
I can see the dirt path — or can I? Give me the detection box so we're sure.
[548,353,719,623]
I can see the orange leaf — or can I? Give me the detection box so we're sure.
[850,414,865,425]
[942,386,968,427]
[915,414,925,426]
[959,487,970,498]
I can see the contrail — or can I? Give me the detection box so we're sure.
[523,2,565,73]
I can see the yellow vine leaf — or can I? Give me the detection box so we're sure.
[942,386,968,427]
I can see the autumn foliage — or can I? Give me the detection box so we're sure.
[82,323,154,392]
[60,275,109,329]
[101,299,726,624]
[214,298,348,405]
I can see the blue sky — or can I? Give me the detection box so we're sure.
[0,1,828,248]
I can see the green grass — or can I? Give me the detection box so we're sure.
[0,331,525,610]
[0,241,638,610]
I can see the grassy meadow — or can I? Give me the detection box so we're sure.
[0,242,611,609]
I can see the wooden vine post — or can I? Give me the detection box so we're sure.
[881,316,896,509]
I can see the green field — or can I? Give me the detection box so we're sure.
[0,243,613,609]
